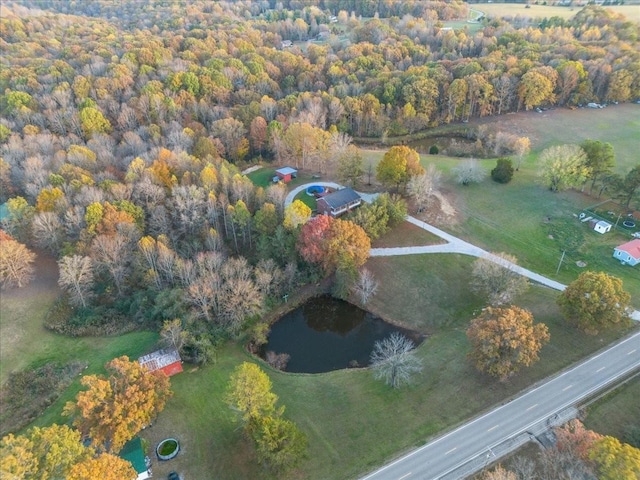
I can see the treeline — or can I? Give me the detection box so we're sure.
[1,1,639,146]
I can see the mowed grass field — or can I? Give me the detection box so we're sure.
[477,3,640,23]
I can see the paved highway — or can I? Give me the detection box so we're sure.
[361,330,640,480]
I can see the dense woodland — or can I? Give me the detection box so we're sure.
[1,0,639,358]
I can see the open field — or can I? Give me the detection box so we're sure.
[472,103,640,173]
[585,376,640,440]
[477,3,640,23]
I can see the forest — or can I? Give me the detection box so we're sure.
[1,0,639,362]
[1,0,640,478]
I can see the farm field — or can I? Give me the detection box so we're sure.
[477,3,640,23]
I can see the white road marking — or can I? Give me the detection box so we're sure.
[398,473,412,480]
[628,349,637,355]
[562,385,573,391]
[487,425,499,432]
[596,367,605,372]
[526,404,538,411]
[445,447,457,455]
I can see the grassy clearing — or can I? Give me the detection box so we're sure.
[371,220,445,248]
[474,104,640,173]
[477,4,640,23]
[584,376,640,440]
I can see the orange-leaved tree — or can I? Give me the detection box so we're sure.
[466,306,550,381]
[64,355,172,453]
[297,215,370,274]
[66,453,137,480]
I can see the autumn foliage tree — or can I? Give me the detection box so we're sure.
[297,215,370,274]
[64,356,172,453]
[589,436,640,480]
[226,363,306,472]
[0,230,35,289]
[376,145,424,191]
[557,271,631,334]
[466,306,550,381]
[0,424,91,480]
[66,453,136,480]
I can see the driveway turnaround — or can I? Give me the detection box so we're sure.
[361,330,640,480]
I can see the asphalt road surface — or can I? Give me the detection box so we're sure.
[361,330,640,480]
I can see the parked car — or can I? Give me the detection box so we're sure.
[168,472,180,480]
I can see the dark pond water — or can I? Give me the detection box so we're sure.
[260,295,421,374]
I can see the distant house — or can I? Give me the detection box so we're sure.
[139,348,183,377]
[613,239,640,266]
[119,437,151,480]
[281,40,293,49]
[593,220,612,234]
[316,187,362,217]
[273,167,297,184]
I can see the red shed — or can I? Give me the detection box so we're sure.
[139,348,183,377]
[273,167,298,183]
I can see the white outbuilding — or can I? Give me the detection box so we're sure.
[593,220,612,234]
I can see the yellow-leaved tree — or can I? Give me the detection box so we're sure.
[66,453,137,480]
[0,424,91,480]
[283,199,311,230]
[64,355,172,453]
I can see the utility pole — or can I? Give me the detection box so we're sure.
[555,250,566,275]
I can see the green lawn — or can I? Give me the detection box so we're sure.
[293,189,317,211]
[585,376,640,441]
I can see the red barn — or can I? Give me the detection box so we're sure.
[139,348,183,377]
[273,167,298,183]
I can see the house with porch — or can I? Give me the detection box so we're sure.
[316,187,362,217]
[613,239,640,266]
[119,437,152,480]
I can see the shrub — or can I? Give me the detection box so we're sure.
[429,144,439,154]
[491,158,514,184]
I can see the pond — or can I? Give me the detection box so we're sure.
[260,295,421,373]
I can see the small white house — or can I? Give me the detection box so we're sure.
[593,220,612,234]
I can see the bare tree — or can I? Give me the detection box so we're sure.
[0,233,35,289]
[352,268,379,306]
[91,233,130,296]
[58,255,95,308]
[370,332,422,389]
[470,253,529,306]
[453,158,486,186]
[32,211,63,254]
[407,164,442,213]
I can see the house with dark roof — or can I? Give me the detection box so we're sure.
[316,187,362,217]
[139,348,183,377]
[613,239,640,266]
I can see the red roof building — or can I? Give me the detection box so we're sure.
[139,348,183,377]
[613,239,640,266]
